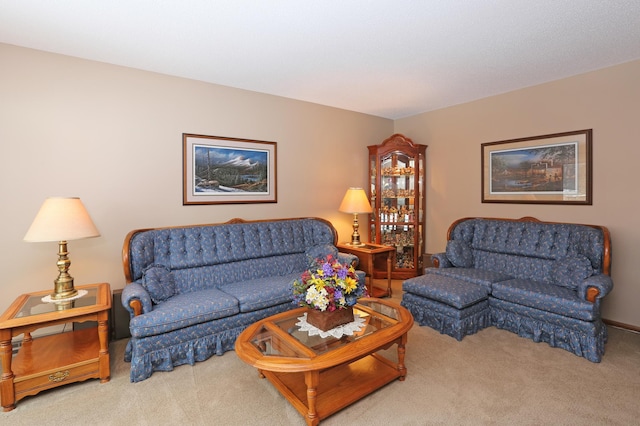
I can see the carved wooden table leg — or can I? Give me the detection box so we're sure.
[304,370,320,426]
[397,334,408,381]
[98,316,111,383]
[0,331,15,412]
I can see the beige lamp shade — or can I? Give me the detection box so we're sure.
[339,188,373,214]
[24,197,100,242]
[24,197,100,302]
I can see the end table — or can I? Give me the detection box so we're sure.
[337,243,394,298]
[0,283,111,412]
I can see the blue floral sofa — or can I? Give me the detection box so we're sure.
[402,217,613,362]
[121,217,363,382]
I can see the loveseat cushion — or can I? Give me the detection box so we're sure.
[403,274,490,309]
[129,288,239,338]
[217,272,299,313]
[552,256,594,290]
[142,264,175,304]
[446,240,474,268]
[426,267,511,292]
[491,279,597,321]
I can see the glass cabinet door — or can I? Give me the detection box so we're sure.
[368,134,427,279]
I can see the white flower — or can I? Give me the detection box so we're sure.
[306,286,329,311]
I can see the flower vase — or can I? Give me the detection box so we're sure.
[306,306,354,331]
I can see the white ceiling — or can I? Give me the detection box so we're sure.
[2,1,640,119]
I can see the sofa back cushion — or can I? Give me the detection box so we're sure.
[446,240,474,268]
[171,253,307,294]
[450,218,605,283]
[127,218,336,284]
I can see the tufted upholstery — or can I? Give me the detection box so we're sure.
[403,217,613,362]
[121,217,364,382]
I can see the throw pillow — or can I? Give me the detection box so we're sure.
[552,256,594,290]
[305,244,339,267]
[142,264,176,304]
[446,240,474,268]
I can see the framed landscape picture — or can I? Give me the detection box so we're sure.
[481,129,592,205]
[183,134,277,205]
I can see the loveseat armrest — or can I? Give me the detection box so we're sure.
[431,252,453,269]
[338,252,360,268]
[577,274,614,303]
[121,282,153,317]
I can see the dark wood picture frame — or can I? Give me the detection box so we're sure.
[183,133,277,205]
[481,129,592,205]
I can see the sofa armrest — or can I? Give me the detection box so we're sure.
[338,252,359,268]
[577,274,614,303]
[431,252,453,268]
[121,282,153,317]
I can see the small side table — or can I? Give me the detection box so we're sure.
[338,243,395,298]
[0,283,111,412]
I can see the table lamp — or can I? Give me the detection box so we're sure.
[24,197,100,300]
[339,187,373,246]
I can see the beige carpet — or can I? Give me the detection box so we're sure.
[5,282,640,425]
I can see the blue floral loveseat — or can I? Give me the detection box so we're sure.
[402,217,613,362]
[121,217,363,382]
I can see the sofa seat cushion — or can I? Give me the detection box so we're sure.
[492,279,597,321]
[217,272,299,313]
[129,288,240,338]
[426,267,511,291]
[403,274,490,309]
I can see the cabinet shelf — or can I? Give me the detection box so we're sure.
[368,134,427,279]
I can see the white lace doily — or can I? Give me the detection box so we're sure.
[296,312,366,338]
[41,289,88,304]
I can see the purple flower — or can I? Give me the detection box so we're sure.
[322,262,334,277]
[337,267,348,279]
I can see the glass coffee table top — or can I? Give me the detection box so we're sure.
[249,299,401,358]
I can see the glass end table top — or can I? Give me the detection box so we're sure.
[14,287,99,319]
[249,299,401,358]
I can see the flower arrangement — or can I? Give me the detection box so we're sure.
[292,255,367,311]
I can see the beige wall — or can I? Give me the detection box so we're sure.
[0,44,393,314]
[2,43,637,329]
[395,59,640,328]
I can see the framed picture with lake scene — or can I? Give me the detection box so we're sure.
[481,129,592,205]
[183,134,277,205]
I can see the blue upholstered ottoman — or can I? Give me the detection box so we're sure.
[401,274,491,340]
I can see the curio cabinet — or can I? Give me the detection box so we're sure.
[368,134,427,279]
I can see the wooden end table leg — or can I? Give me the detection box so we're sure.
[0,334,15,412]
[98,317,111,383]
[304,370,320,426]
[397,334,408,381]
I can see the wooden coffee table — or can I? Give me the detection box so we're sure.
[234,298,414,425]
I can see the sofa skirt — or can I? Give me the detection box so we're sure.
[124,302,294,382]
[490,298,607,362]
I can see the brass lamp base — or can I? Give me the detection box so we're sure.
[348,213,365,246]
[51,240,78,300]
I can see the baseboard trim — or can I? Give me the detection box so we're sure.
[604,318,640,334]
